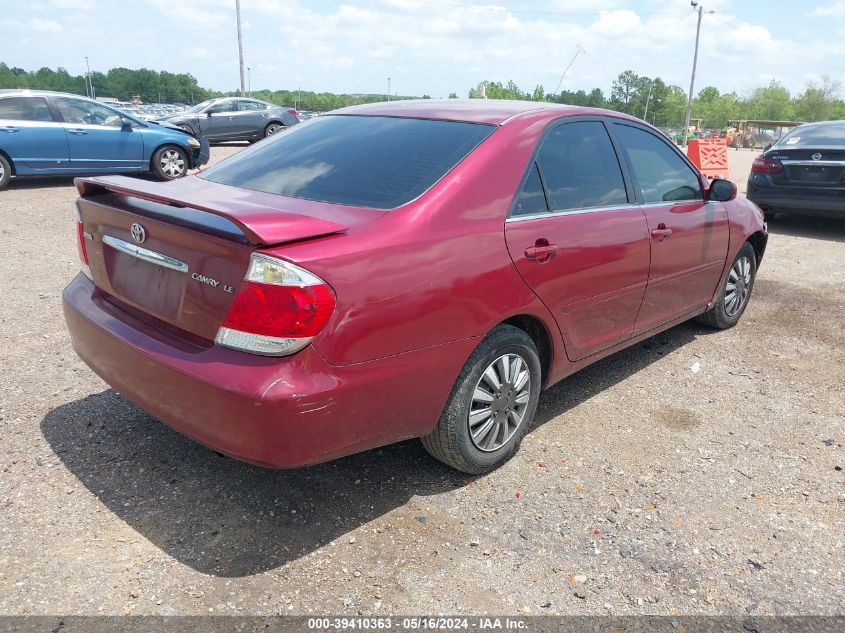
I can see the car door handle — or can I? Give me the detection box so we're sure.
[68,128,88,135]
[227,116,235,120]
[0,126,19,133]
[524,241,559,261]
[650,224,673,241]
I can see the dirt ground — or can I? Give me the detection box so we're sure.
[0,144,843,617]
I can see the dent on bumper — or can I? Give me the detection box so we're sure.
[62,275,476,468]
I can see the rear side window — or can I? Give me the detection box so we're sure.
[0,96,53,122]
[238,100,266,111]
[613,124,702,203]
[536,121,627,211]
[513,162,548,216]
[200,115,495,209]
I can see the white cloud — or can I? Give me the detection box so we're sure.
[50,0,96,9]
[28,17,63,33]
[809,2,845,17]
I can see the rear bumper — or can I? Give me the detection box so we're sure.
[63,274,475,468]
[747,177,845,217]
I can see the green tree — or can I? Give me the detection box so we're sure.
[795,75,841,122]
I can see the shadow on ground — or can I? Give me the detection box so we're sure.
[765,214,845,243]
[42,321,704,577]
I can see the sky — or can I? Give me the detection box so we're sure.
[2,0,845,99]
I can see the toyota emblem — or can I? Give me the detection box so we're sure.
[130,223,146,244]
[811,152,822,161]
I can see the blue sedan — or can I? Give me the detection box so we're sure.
[0,90,210,190]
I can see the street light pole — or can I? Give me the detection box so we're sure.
[235,0,246,97]
[683,2,713,148]
[387,77,391,101]
[247,67,251,96]
[84,56,92,98]
[643,80,654,120]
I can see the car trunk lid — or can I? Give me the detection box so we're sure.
[767,148,845,186]
[75,175,380,344]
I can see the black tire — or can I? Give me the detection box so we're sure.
[421,325,542,474]
[697,242,757,330]
[264,122,284,138]
[763,209,776,223]
[151,145,188,180]
[0,154,11,190]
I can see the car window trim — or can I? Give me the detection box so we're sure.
[506,202,642,223]
[506,115,635,220]
[607,121,705,204]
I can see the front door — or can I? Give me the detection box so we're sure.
[0,95,70,171]
[505,120,651,361]
[52,97,144,172]
[610,123,730,332]
[199,100,239,140]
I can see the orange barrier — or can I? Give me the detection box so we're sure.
[687,138,729,179]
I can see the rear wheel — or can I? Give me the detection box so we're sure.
[697,242,757,329]
[264,122,284,138]
[421,325,541,474]
[152,145,188,180]
[0,154,10,190]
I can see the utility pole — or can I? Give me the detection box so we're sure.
[554,44,585,97]
[247,67,251,96]
[387,77,391,101]
[235,0,246,97]
[84,56,92,98]
[643,80,654,120]
[683,2,713,148]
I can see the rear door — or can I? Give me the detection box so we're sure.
[52,96,144,172]
[505,119,651,361]
[0,95,70,171]
[610,122,729,333]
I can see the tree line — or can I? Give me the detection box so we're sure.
[2,62,843,127]
[467,71,845,128]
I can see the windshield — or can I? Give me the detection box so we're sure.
[774,123,845,148]
[199,115,495,209]
[184,99,216,114]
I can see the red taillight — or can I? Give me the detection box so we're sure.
[215,253,335,356]
[288,108,299,117]
[751,155,783,174]
[74,206,92,280]
[222,280,334,338]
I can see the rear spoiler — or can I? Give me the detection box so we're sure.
[75,175,348,247]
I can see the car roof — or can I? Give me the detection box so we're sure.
[330,99,638,126]
[0,89,94,100]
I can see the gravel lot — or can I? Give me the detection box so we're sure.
[0,144,843,617]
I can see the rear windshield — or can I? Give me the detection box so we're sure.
[775,123,845,147]
[199,115,495,209]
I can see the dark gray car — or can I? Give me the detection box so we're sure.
[157,97,300,142]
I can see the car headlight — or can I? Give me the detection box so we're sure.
[185,137,200,148]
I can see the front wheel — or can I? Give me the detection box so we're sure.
[0,154,11,190]
[152,146,188,180]
[421,325,541,474]
[697,242,757,329]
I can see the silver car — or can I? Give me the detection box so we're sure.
[157,97,300,142]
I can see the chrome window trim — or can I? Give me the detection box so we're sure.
[505,199,713,223]
[102,235,189,273]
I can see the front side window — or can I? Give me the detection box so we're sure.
[0,96,53,122]
[613,124,702,203]
[238,100,266,111]
[207,100,236,113]
[200,115,495,209]
[54,98,123,127]
[536,121,628,211]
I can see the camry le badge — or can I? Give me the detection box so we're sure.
[130,223,146,243]
[812,152,823,161]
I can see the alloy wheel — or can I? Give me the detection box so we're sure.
[266,123,282,136]
[468,353,531,452]
[0,161,5,182]
[160,150,186,178]
[725,255,752,317]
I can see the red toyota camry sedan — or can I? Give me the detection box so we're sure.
[63,100,767,473]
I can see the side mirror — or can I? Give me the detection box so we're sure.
[206,110,213,117]
[121,116,133,130]
[708,178,737,202]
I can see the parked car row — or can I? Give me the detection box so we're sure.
[0,89,209,189]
